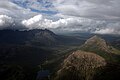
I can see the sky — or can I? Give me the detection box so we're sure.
[0,0,120,34]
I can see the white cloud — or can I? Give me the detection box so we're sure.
[94,28,115,34]
[0,14,118,35]
[21,15,95,31]
[22,14,53,29]
[22,15,43,26]
[21,14,120,35]
[0,15,14,29]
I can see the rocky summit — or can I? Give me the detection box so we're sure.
[54,50,106,80]
[81,35,120,55]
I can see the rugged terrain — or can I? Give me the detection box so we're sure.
[0,29,120,80]
[53,35,120,80]
[54,50,106,80]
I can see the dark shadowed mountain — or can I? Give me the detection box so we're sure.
[0,29,59,46]
[0,29,85,46]
[0,29,61,80]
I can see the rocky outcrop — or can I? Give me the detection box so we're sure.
[83,35,110,52]
[54,50,106,80]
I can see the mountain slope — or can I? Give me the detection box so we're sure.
[80,35,120,61]
[0,45,53,66]
[54,50,106,80]
[112,39,120,49]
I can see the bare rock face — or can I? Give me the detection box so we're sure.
[85,36,107,46]
[54,50,106,80]
[83,35,109,52]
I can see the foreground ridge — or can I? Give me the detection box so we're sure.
[54,50,106,80]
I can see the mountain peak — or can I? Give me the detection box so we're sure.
[81,35,111,53]
[84,35,107,48]
[85,35,105,44]
[80,35,120,61]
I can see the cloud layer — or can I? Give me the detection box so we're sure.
[0,0,119,35]
[52,0,120,20]
[21,14,120,35]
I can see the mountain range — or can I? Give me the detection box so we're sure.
[0,29,120,80]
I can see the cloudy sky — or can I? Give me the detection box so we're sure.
[0,0,120,34]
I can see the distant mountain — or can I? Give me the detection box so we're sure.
[83,35,109,52]
[54,50,106,80]
[0,29,59,46]
[26,29,59,46]
[0,29,87,46]
[80,35,120,61]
